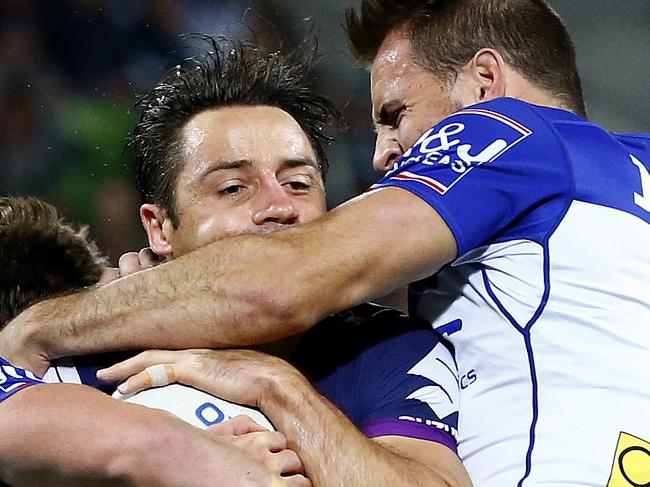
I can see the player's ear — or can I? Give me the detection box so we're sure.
[140,204,173,257]
[468,48,507,102]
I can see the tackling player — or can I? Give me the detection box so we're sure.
[3,1,649,485]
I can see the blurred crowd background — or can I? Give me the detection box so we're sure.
[1,0,649,262]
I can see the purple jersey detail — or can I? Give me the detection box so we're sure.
[294,303,459,451]
[363,419,457,453]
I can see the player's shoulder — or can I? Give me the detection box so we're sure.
[297,303,452,368]
[400,97,569,172]
[321,302,435,338]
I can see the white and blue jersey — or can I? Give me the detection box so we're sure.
[0,356,43,401]
[0,304,459,452]
[372,97,650,487]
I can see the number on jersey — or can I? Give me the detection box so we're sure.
[630,155,650,212]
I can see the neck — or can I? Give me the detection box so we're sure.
[503,66,574,113]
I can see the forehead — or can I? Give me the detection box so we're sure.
[179,105,317,176]
[372,31,414,79]
[370,33,417,102]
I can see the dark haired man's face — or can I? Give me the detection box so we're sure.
[370,30,465,173]
[142,105,326,258]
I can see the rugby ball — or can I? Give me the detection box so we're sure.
[112,384,274,430]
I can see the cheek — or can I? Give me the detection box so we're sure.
[399,118,425,151]
[400,105,447,150]
[195,211,251,242]
[297,196,327,224]
[178,209,252,252]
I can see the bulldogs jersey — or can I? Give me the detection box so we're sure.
[372,97,650,486]
[0,304,459,451]
[0,356,43,401]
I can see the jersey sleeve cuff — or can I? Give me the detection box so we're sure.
[370,182,466,256]
[0,381,40,403]
[362,419,457,453]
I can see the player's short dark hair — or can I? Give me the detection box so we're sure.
[346,0,585,116]
[132,36,341,228]
[0,197,106,328]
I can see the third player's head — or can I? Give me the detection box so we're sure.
[346,0,585,171]
[132,38,340,258]
[0,196,105,328]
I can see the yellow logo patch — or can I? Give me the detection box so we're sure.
[607,432,650,487]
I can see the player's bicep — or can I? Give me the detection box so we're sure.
[0,382,176,486]
[315,187,457,312]
[374,435,472,487]
[358,186,458,278]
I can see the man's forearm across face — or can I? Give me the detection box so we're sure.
[3,188,456,373]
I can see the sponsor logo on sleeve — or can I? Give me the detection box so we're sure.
[378,108,532,195]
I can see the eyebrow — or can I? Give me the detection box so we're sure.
[373,99,403,128]
[198,159,253,182]
[199,157,321,181]
[280,157,321,173]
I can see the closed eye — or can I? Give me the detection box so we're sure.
[375,101,406,130]
[387,107,405,128]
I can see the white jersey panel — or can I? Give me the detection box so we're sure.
[413,200,650,486]
[454,239,545,329]
[42,359,82,384]
[527,201,650,486]
[413,240,546,486]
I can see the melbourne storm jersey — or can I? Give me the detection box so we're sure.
[296,303,458,449]
[0,304,459,451]
[372,97,650,487]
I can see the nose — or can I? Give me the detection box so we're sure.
[373,133,403,172]
[252,182,299,226]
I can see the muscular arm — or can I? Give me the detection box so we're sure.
[103,349,471,487]
[262,370,471,487]
[0,384,275,487]
[2,188,456,373]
